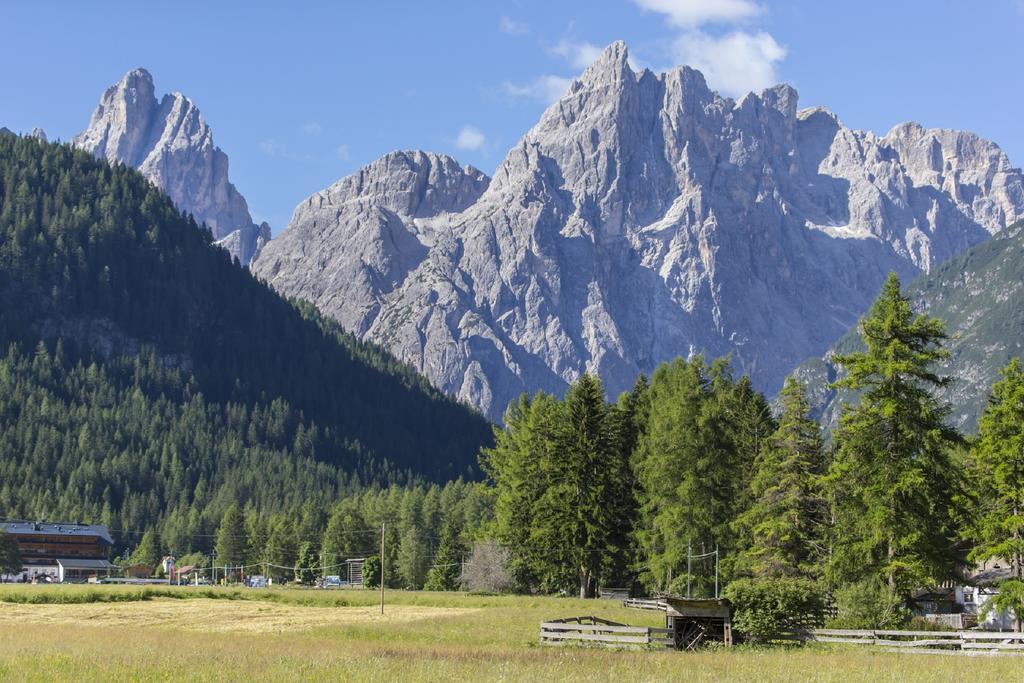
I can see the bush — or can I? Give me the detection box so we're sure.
[363,555,381,589]
[724,577,825,644]
[906,616,954,632]
[827,579,909,629]
[460,541,513,593]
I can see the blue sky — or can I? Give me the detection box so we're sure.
[3,0,1023,231]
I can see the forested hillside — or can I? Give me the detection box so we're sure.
[0,134,492,539]
[793,220,1024,433]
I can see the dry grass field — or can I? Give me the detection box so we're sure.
[0,585,1018,681]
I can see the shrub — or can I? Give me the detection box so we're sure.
[460,541,513,593]
[827,579,909,629]
[906,616,954,632]
[724,577,825,644]
[363,555,381,589]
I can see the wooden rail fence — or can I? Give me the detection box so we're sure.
[540,616,674,649]
[808,629,1024,655]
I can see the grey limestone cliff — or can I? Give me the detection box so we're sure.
[253,42,1024,421]
[74,68,268,264]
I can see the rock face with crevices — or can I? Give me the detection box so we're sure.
[73,68,270,263]
[253,42,1024,421]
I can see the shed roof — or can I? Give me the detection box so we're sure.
[4,521,113,545]
[663,597,731,618]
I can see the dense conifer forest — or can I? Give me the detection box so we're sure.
[0,134,491,547]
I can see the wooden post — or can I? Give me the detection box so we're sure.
[686,540,691,599]
[714,544,719,599]
[380,522,386,615]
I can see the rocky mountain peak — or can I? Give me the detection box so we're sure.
[253,42,1024,421]
[331,150,490,218]
[74,68,268,264]
[580,40,633,86]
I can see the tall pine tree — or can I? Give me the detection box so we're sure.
[214,504,248,576]
[733,377,825,579]
[827,273,962,597]
[633,358,758,594]
[968,358,1024,631]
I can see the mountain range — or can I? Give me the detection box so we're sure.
[24,42,1024,424]
[249,42,1024,421]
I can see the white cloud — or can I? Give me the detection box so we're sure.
[670,30,786,96]
[302,122,322,136]
[335,144,351,161]
[258,139,285,156]
[454,126,486,151]
[258,138,312,161]
[498,16,529,36]
[501,75,573,104]
[550,39,604,69]
[631,0,761,27]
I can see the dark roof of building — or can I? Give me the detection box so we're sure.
[3,521,113,545]
[970,566,1016,587]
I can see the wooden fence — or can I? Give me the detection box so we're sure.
[540,616,674,649]
[621,598,668,612]
[809,629,1024,655]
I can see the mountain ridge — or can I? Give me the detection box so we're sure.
[252,41,1024,421]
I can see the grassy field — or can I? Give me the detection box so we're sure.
[0,585,1017,681]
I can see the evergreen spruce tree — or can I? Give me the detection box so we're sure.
[827,273,962,597]
[214,504,248,580]
[266,518,298,584]
[295,541,319,585]
[481,392,562,590]
[424,522,467,591]
[483,374,633,597]
[396,525,429,590]
[524,374,619,597]
[634,358,755,594]
[968,358,1024,631]
[245,514,270,572]
[733,377,826,579]
[321,500,366,566]
[131,528,163,572]
[603,376,647,588]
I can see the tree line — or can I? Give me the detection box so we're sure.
[484,273,1024,633]
[122,479,492,591]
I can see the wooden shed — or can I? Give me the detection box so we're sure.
[663,598,732,649]
[625,597,732,649]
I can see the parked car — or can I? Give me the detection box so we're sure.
[320,575,343,589]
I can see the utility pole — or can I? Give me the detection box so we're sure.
[686,540,692,599]
[714,544,719,599]
[380,522,386,615]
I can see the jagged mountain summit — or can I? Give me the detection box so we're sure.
[252,42,1024,421]
[73,68,270,264]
